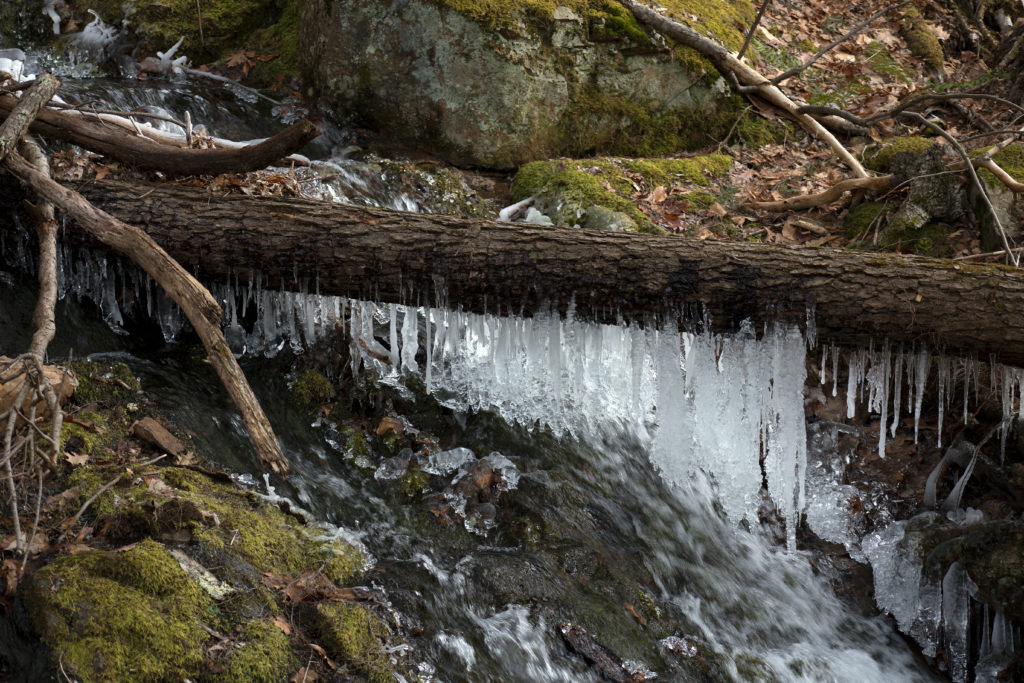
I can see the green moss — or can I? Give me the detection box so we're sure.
[882,221,953,257]
[23,539,210,682]
[975,143,1024,188]
[624,155,732,187]
[292,369,334,409]
[681,190,719,208]
[587,2,650,44]
[513,154,730,234]
[431,0,753,50]
[106,0,290,65]
[397,470,431,499]
[60,411,115,456]
[161,467,366,585]
[898,4,944,71]
[214,620,298,683]
[68,360,140,407]
[843,201,888,239]
[315,602,392,683]
[863,136,934,173]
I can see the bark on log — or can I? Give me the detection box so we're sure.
[47,179,1024,368]
[0,96,319,175]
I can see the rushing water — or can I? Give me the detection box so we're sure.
[0,34,1006,681]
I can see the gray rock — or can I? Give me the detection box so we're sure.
[299,0,727,168]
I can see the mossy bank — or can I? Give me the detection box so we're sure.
[300,0,755,168]
[14,359,400,683]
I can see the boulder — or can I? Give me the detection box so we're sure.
[299,0,754,169]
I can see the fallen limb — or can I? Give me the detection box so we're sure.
[616,0,868,178]
[0,95,319,175]
[27,178,1024,367]
[746,176,893,211]
[3,158,289,475]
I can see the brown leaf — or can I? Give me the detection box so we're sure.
[649,186,668,204]
[273,615,292,635]
[376,416,404,437]
[65,452,89,466]
[707,202,727,218]
[624,601,647,628]
[225,51,250,68]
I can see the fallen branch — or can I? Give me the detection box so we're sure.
[616,0,868,178]
[3,155,290,475]
[0,95,319,175]
[746,176,892,211]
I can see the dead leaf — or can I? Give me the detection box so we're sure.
[707,202,727,218]
[624,601,647,628]
[649,186,668,204]
[376,416,404,437]
[273,615,292,635]
[65,452,90,466]
[42,486,81,513]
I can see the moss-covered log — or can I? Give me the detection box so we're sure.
[16,179,1023,367]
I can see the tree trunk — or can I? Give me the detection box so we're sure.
[29,180,1017,366]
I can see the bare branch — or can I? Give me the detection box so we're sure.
[737,0,771,61]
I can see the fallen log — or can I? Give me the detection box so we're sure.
[0,95,320,175]
[36,179,1024,368]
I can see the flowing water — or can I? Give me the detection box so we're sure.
[1,32,1011,682]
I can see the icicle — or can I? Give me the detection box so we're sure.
[401,305,418,373]
[805,303,817,348]
[937,354,950,448]
[962,357,971,425]
[820,344,828,385]
[425,308,433,392]
[846,349,865,419]
[831,342,839,397]
[942,562,970,683]
[878,341,890,458]
[388,304,400,370]
[941,447,978,513]
[891,343,903,438]
[913,348,929,444]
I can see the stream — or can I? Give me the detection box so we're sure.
[0,35,1000,683]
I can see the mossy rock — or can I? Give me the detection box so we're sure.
[315,602,393,683]
[898,4,944,71]
[161,467,367,584]
[301,0,762,168]
[863,136,934,173]
[843,201,888,239]
[881,220,954,257]
[22,539,210,682]
[292,369,335,409]
[512,153,732,233]
[213,619,299,683]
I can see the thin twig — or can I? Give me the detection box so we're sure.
[737,0,771,61]
[60,473,123,537]
[770,1,910,85]
[798,92,1024,128]
[954,246,1024,261]
[19,468,44,576]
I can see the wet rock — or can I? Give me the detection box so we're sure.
[558,621,628,683]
